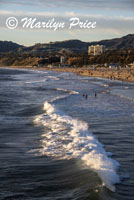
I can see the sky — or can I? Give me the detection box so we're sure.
[0,0,134,46]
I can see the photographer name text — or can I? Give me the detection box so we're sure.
[6,17,97,30]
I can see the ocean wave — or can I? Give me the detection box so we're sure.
[33,70,48,74]
[47,76,59,81]
[56,88,79,95]
[48,88,79,103]
[33,101,120,192]
[110,89,134,101]
[25,79,47,84]
[50,94,70,103]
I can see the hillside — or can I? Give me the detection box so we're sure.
[0,41,23,53]
[0,34,134,53]
[25,34,134,53]
[90,34,134,49]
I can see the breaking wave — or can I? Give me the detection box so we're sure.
[33,101,120,192]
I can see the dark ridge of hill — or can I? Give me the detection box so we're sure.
[89,34,134,49]
[0,41,23,53]
[1,34,134,54]
[29,34,134,52]
[41,34,134,50]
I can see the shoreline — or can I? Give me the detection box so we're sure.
[1,66,134,83]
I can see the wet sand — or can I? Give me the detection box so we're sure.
[1,66,134,82]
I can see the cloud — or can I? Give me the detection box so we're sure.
[0,0,134,10]
[0,10,134,36]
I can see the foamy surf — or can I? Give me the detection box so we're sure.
[26,79,47,84]
[49,88,79,103]
[34,101,120,192]
[47,76,59,80]
[56,88,79,95]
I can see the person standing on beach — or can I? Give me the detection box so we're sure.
[82,93,88,99]
[95,92,97,98]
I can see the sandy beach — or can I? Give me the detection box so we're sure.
[1,66,134,83]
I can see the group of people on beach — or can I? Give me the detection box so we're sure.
[82,92,97,99]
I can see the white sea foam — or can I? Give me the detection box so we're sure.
[104,84,109,87]
[48,88,79,103]
[56,88,79,95]
[33,70,48,74]
[50,94,70,103]
[26,79,47,84]
[47,76,59,80]
[34,101,120,192]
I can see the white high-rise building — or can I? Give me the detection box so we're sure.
[88,45,105,56]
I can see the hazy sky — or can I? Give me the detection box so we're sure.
[0,0,134,46]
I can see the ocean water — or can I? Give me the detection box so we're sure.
[0,67,134,200]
